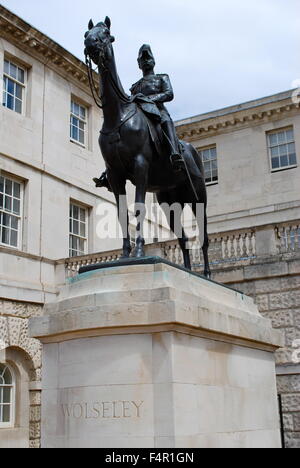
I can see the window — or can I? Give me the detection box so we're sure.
[267,128,297,171]
[199,146,218,184]
[0,175,22,248]
[69,203,88,257]
[2,59,26,114]
[70,100,87,146]
[0,364,15,427]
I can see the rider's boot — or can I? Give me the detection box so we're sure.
[162,121,185,172]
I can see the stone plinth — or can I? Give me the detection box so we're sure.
[29,257,284,448]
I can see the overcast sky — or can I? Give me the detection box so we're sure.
[1,0,300,120]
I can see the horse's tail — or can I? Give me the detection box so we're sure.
[180,140,205,180]
[191,145,205,179]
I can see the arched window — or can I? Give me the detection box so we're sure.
[0,364,15,427]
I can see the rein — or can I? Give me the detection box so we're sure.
[85,48,130,110]
[85,55,103,109]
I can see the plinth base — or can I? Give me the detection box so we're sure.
[30,258,283,448]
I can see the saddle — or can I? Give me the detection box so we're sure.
[130,95,164,157]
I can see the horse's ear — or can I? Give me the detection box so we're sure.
[88,19,94,30]
[105,16,111,30]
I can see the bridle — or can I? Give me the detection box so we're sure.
[85,31,129,109]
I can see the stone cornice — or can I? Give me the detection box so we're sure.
[176,94,300,141]
[0,5,94,93]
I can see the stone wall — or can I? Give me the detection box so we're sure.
[212,253,300,448]
[0,300,43,448]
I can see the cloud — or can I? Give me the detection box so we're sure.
[1,0,300,119]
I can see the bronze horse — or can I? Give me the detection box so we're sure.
[84,17,211,278]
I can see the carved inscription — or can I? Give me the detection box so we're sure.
[61,401,144,420]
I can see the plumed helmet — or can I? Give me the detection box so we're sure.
[138,44,155,62]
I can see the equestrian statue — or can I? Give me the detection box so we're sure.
[84,17,211,278]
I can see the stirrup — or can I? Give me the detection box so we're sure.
[170,153,185,172]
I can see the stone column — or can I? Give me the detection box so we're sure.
[30,258,283,448]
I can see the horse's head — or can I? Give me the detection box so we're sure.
[84,17,115,67]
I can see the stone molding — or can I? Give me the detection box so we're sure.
[176,93,300,141]
[0,5,93,93]
[30,262,283,351]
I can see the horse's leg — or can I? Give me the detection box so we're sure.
[132,154,149,257]
[157,193,192,270]
[108,172,131,258]
[192,202,211,278]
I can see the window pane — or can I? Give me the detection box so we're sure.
[12,199,20,215]
[73,102,79,116]
[202,150,210,162]
[5,196,12,212]
[277,132,285,144]
[0,177,4,193]
[7,78,14,95]
[18,68,25,84]
[272,157,280,169]
[271,147,279,157]
[71,116,78,127]
[80,106,86,120]
[79,130,84,144]
[3,367,12,385]
[79,238,85,253]
[280,155,288,167]
[80,208,85,222]
[6,93,14,110]
[279,145,287,156]
[3,76,8,92]
[80,223,86,237]
[15,98,22,114]
[289,153,297,166]
[10,63,17,79]
[2,213,9,227]
[210,147,217,158]
[269,134,277,146]
[288,142,295,154]
[13,183,20,199]
[72,236,78,250]
[73,205,79,220]
[0,194,3,209]
[4,59,9,75]
[15,84,22,100]
[10,230,18,247]
[71,125,78,141]
[2,227,10,244]
[11,216,18,230]
[2,387,11,404]
[2,404,10,423]
[5,179,12,196]
[286,129,294,142]
[73,220,79,235]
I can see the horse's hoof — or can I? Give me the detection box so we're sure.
[120,254,130,260]
[132,248,145,258]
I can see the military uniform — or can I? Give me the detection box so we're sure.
[130,74,174,124]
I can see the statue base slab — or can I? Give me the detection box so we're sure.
[30,257,283,448]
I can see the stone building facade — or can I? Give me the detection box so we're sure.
[0,5,299,449]
[0,6,158,448]
[175,93,300,448]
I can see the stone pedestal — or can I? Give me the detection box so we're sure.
[30,257,283,448]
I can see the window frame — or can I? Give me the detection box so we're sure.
[2,58,27,115]
[0,174,23,250]
[69,201,89,258]
[70,99,88,148]
[0,364,16,429]
[267,127,297,173]
[198,145,219,186]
